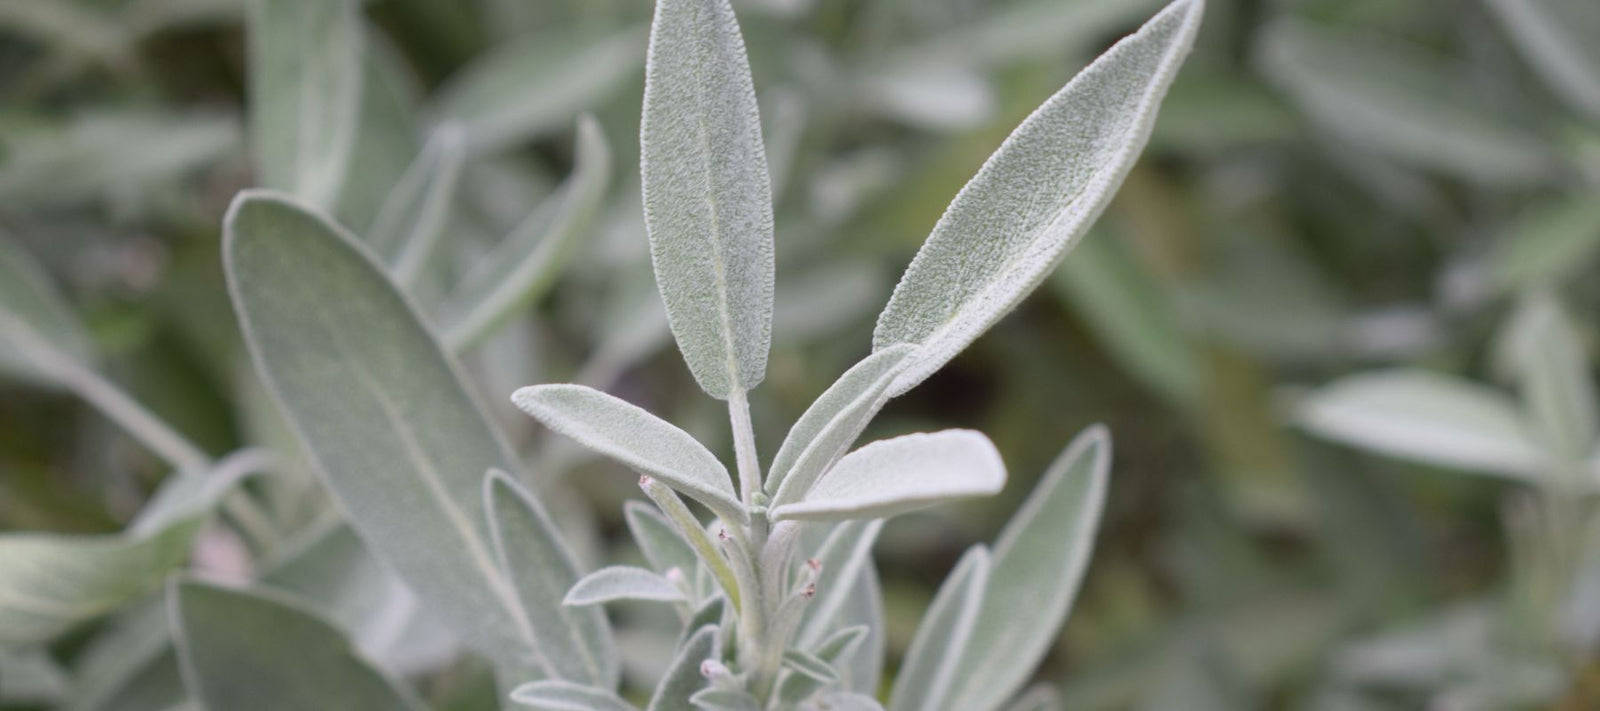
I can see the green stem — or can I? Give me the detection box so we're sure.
[728,388,762,504]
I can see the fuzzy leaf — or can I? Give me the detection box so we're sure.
[648,626,716,711]
[942,426,1112,711]
[0,230,93,386]
[1259,18,1552,186]
[640,0,776,399]
[1487,197,1600,293]
[169,581,426,711]
[0,110,238,208]
[1485,0,1600,120]
[776,626,871,705]
[432,28,643,155]
[768,345,915,504]
[512,384,744,523]
[770,431,1005,523]
[872,0,1202,396]
[783,650,838,683]
[225,191,549,679]
[1293,369,1544,479]
[487,471,619,687]
[368,126,466,286]
[808,692,886,711]
[795,521,883,651]
[625,500,700,581]
[443,115,612,351]
[246,0,363,207]
[564,566,686,606]
[510,680,638,711]
[1497,293,1598,467]
[689,688,761,711]
[888,546,991,711]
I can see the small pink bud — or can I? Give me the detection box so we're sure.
[639,475,653,487]
[806,558,821,572]
[717,528,729,541]
[803,583,816,599]
[666,567,685,583]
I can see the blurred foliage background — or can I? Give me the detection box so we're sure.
[2,0,1599,708]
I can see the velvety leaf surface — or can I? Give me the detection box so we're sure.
[768,345,915,504]
[770,430,1005,522]
[888,546,991,711]
[564,566,686,606]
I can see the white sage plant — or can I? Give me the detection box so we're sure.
[210,0,1202,709]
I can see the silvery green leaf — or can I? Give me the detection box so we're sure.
[1002,685,1063,711]
[888,546,992,711]
[860,57,996,132]
[60,602,178,711]
[689,688,761,711]
[168,581,427,711]
[648,626,716,711]
[1496,293,1598,468]
[510,680,639,711]
[368,126,466,286]
[225,190,546,679]
[640,0,776,399]
[1292,370,1543,479]
[768,345,915,504]
[0,230,93,386]
[941,425,1111,711]
[776,626,871,705]
[487,471,619,687]
[871,0,1202,396]
[246,0,363,207]
[0,110,238,208]
[770,430,1006,523]
[1050,229,1200,405]
[1487,197,1600,293]
[1258,19,1552,186]
[432,28,643,155]
[0,457,254,645]
[1484,0,1600,120]
[783,650,839,683]
[794,521,886,694]
[625,500,701,581]
[0,647,67,705]
[565,566,687,606]
[512,384,745,523]
[443,116,612,351]
[337,40,422,235]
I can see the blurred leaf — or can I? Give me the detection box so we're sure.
[564,565,686,606]
[1002,685,1063,711]
[246,0,363,207]
[512,384,745,524]
[942,425,1112,711]
[795,520,886,695]
[1487,197,1600,293]
[432,28,644,155]
[640,0,775,400]
[442,116,612,351]
[0,111,237,208]
[368,127,466,286]
[770,430,1006,523]
[0,647,67,705]
[1292,370,1544,480]
[888,546,991,711]
[1496,292,1598,469]
[224,191,554,680]
[486,470,619,688]
[336,37,423,235]
[1259,19,1554,185]
[624,500,701,582]
[61,602,182,711]
[0,230,94,387]
[511,680,639,711]
[1484,0,1600,120]
[169,580,427,711]
[690,688,761,710]
[873,0,1203,395]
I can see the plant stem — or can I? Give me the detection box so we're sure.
[728,388,763,504]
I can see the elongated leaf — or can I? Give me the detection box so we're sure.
[888,546,991,711]
[690,688,761,711]
[1259,19,1552,186]
[808,693,885,711]
[565,566,686,606]
[0,647,67,706]
[783,650,838,683]
[169,581,426,711]
[512,384,744,523]
[368,126,466,285]
[768,345,915,504]
[795,521,883,650]
[443,116,612,351]
[432,27,643,155]
[1485,0,1600,120]
[61,602,179,711]
[776,626,871,706]
[247,0,363,207]
[770,430,1005,523]
[942,426,1111,711]
[649,626,716,711]
[1003,685,1063,711]
[487,471,618,688]
[225,190,545,678]
[1497,293,1598,468]
[625,500,700,581]
[511,680,638,711]
[1488,197,1600,293]
[0,110,238,208]
[336,38,422,235]
[640,0,776,399]
[872,0,1202,395]
[1292,369,1544,479]
[0,230,93,386]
